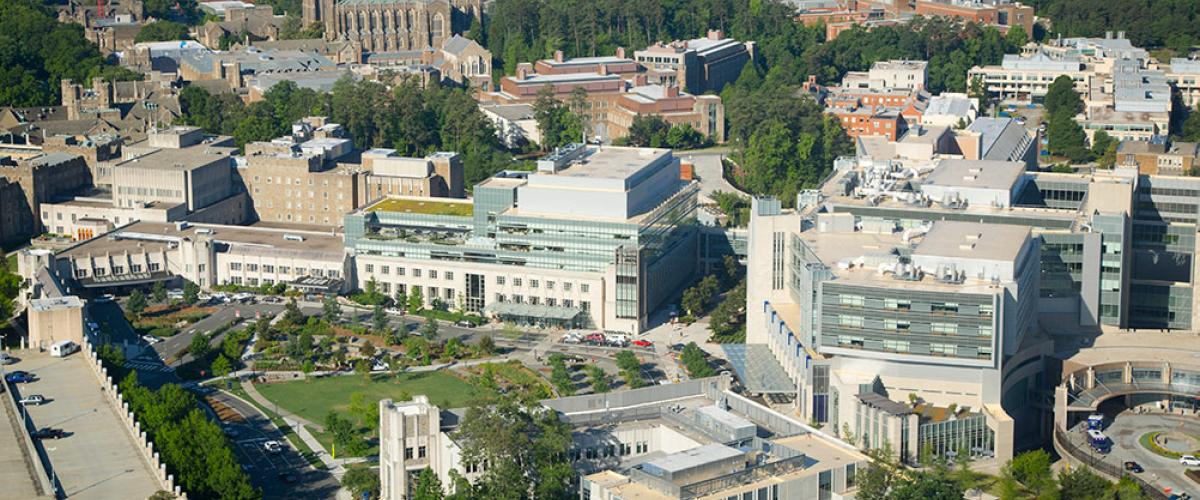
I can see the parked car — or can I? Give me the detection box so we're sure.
[669,343,686,353]
[142,335,163,344]
[277,472,298,483]
[1181,455,1200,466]
[31,428,65,440]
[632,339,653,347]
[223,427,239,438]
[18,395,46,406]
[1123,461,1143,473]
[95,294,115,303]
[263,440,284,453]
[455,320,476,328]
[5,371,36,383]
[0,353,16,365]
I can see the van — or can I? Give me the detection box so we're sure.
[283,234,305,242]
[50,341,79,358]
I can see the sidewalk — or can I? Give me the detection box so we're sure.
[242,380,325,432]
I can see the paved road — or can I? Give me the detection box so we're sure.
[206,389,341,499]
[677,150,745,203]
[1073,411,1200,496]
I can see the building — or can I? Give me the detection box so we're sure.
[27,296,85,350]
[806,62,932,141]
[196,5,287,49]
[633,30,754,94]
[913,0,1033,35]
[362,150,463,200]
[1117,139,1200,176]
[1079,59,1170,142]
[1165,58,1200,107]
[357,35,492,91]
[841,60,928,91]
[28,220,349,295]
[239,119,363,227]
[958,117,1039,168]
[175,46,338,96]
[346,144,698,333]
[0,152,92,236]
[491,59,726,143]
[302,0,482,53]
[378,377,867,499]
[479,104,539,148]
[921,93,978,128]
[0,178,29,247]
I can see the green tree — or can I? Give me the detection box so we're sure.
[348,392,380,430]
[625,115,671,147]
[477,334,496,355]
[322,294,341,323]
[152,281,167,303]
[421,316,440,343]
[681,342,715,377]
[548,354,575,396]
[998,450,1058,500]
[890,468,965,500]
[1058,466,1111,500]
[587,364,611,393]
[412,467,444,500]
[188,332,211,360]
[408,287,424,312]
[394,289,409,312]
[283,298,305,324]
[532,86,583,150]
[1182,103,1200,141]
[854,445,898,500]
[1005,25,1028,49]
[1047,110,1092,163]
[615,350,645,388]
[1045,75,1084,118]
[127,289,148,317]
[453,396,573,499]
[326,411,367,455]
[134,21,191,43]
[182,280,200,305]
[372,305,389,333]
[341,467,380,498]
[211,355,233,377]
[285,332,313,361]
[1091,130,1118,169]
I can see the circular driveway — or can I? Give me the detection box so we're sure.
[1076,412,1200,496]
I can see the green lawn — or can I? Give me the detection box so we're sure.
[255,371,492,424]
[365,197,474,216]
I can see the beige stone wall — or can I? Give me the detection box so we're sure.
[28,300,84,349]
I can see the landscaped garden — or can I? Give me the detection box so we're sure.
[130,304,215,338]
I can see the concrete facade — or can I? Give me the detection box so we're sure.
[633,30,753,94]
[303,0,482,53]
[27,296,85,350]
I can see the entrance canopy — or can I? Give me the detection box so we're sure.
[721,344,797,394]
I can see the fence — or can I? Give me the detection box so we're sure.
[1053,428,1167,500]
[78,336,188,499]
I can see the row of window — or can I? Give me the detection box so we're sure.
[837,295,994,317]
[836,336,993,357]
[364,265,592,293]
[253,175,345,188]
[75,262,164,278]
[228,262,340,279]
[493,293,590,311]
[836,315,992,336]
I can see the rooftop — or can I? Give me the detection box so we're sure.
[30,296,84,312]
[365,197,474,216]
[546,146,672,181]
[922,159,1026,191]
[114,143,236,170]
[913,220,1031,262]
[59,221,345,260]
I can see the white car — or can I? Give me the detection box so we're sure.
[263,440,284,454]
[1181,455,1200,466]
[142,335,163,344]
[19,395,46,406]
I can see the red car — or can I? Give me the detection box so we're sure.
[632,340,653,347]
[585,333,605,343]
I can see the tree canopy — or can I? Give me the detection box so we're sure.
[135,21,191,43]
[1029,0,1200,52]
[452,396,574,499]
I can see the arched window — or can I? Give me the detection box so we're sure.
[431,13,444,39]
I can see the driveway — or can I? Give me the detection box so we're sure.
[678,150,746,203]
[1075,411,1200,495]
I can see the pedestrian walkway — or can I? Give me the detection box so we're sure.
[125,359,176,373]
[242,380,324,432]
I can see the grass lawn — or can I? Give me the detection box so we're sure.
[365,197,474,216]
[256,371,493,425]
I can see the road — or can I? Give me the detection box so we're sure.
[206,388,341,499]
[677,150,745,203]
[1085,411,1200,496]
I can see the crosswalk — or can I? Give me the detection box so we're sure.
[125,359,176,373]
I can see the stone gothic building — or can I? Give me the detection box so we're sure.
[303,0,482,52]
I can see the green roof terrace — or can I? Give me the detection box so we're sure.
[365,197,474,217]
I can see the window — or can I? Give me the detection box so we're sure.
[149,263,160,272]
[883,340,910,352]
[430,270,438,279]
[839,315,864,328]
[247,263,259,272]
[979,304,994,317]
[530,279,539,288]
[931,322,958,335]
[513,294,524,303]
[397,267,405,276]
[131,264,142,273]
[248,278,259,286]
[112,266,124,275]
[295,267,306,275]
[563,282,572,292]
[581,301,591,312]
[978,325,993,337]
[514,278,522,286]
[530,297,540,305]
[885,298,911,310]
[839,294,865,307]
[230,262,242,271]
[231,276,242,285]
[365,264,374,273]
[932,302,959,314]
[445,271,453,281]
[884,319,910,331]
[414,269,422,278]
[547,298,557,307]
[418,446,426,458]
[496,276,506,285]
[930,343,957,356]
[563,299,573,308]
[546,281,555,290]
[381,266,390,275]
[279,266,290,274]
[74,269,87,278]
[581,283,590,293]
[263,265,274,273]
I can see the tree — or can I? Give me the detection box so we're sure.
[348,392,380,430]
[394,289,409,312]
[326,411,366,455]
[421,316,440,343]
[341,467,380,498]
[127,289,148,317]
[1047,110,1092,163]
[408,287,424,312]
[152,281,167,303]
[854,445,898,500]
[1058,466,1111,500]
[548,354,575,396]
[625,115,671,147]
[615,350,645,388]
[586,365,611,393]
[453,396,573,499]
[285,332,313,361]
[372,305,389,333]
[134,21,190,43]
[1045,75,1083,118]
[322,295,341,323]
[998,450,1058,500]
[681,342,715,377]
[412,467,444,500]
[355,359,371,380]
[211,355,233,377]
[477,334,496,355]
[182,280,200,305]
[722,255,742,286]
[890,468,965,500]
[1005,25,1028,49]
[532,86,583,150]
[283,298,305,324]
[188,332,211,360]
[1182,103,1200,141]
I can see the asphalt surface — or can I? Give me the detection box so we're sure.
[1080,411,1200,496]
[206,388,340,499]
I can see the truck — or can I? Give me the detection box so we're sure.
[1086,414,1104,431]
[50,340,79,358]
[1087,429,1110,453]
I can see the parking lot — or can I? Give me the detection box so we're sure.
[1077,411,1200,497]
[0,374,48,498]
[7,351,162,499]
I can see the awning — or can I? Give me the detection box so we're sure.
[483,302,582,321]
[76,271,173,288]
[291,276,342,292]
[721,344,797,394]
